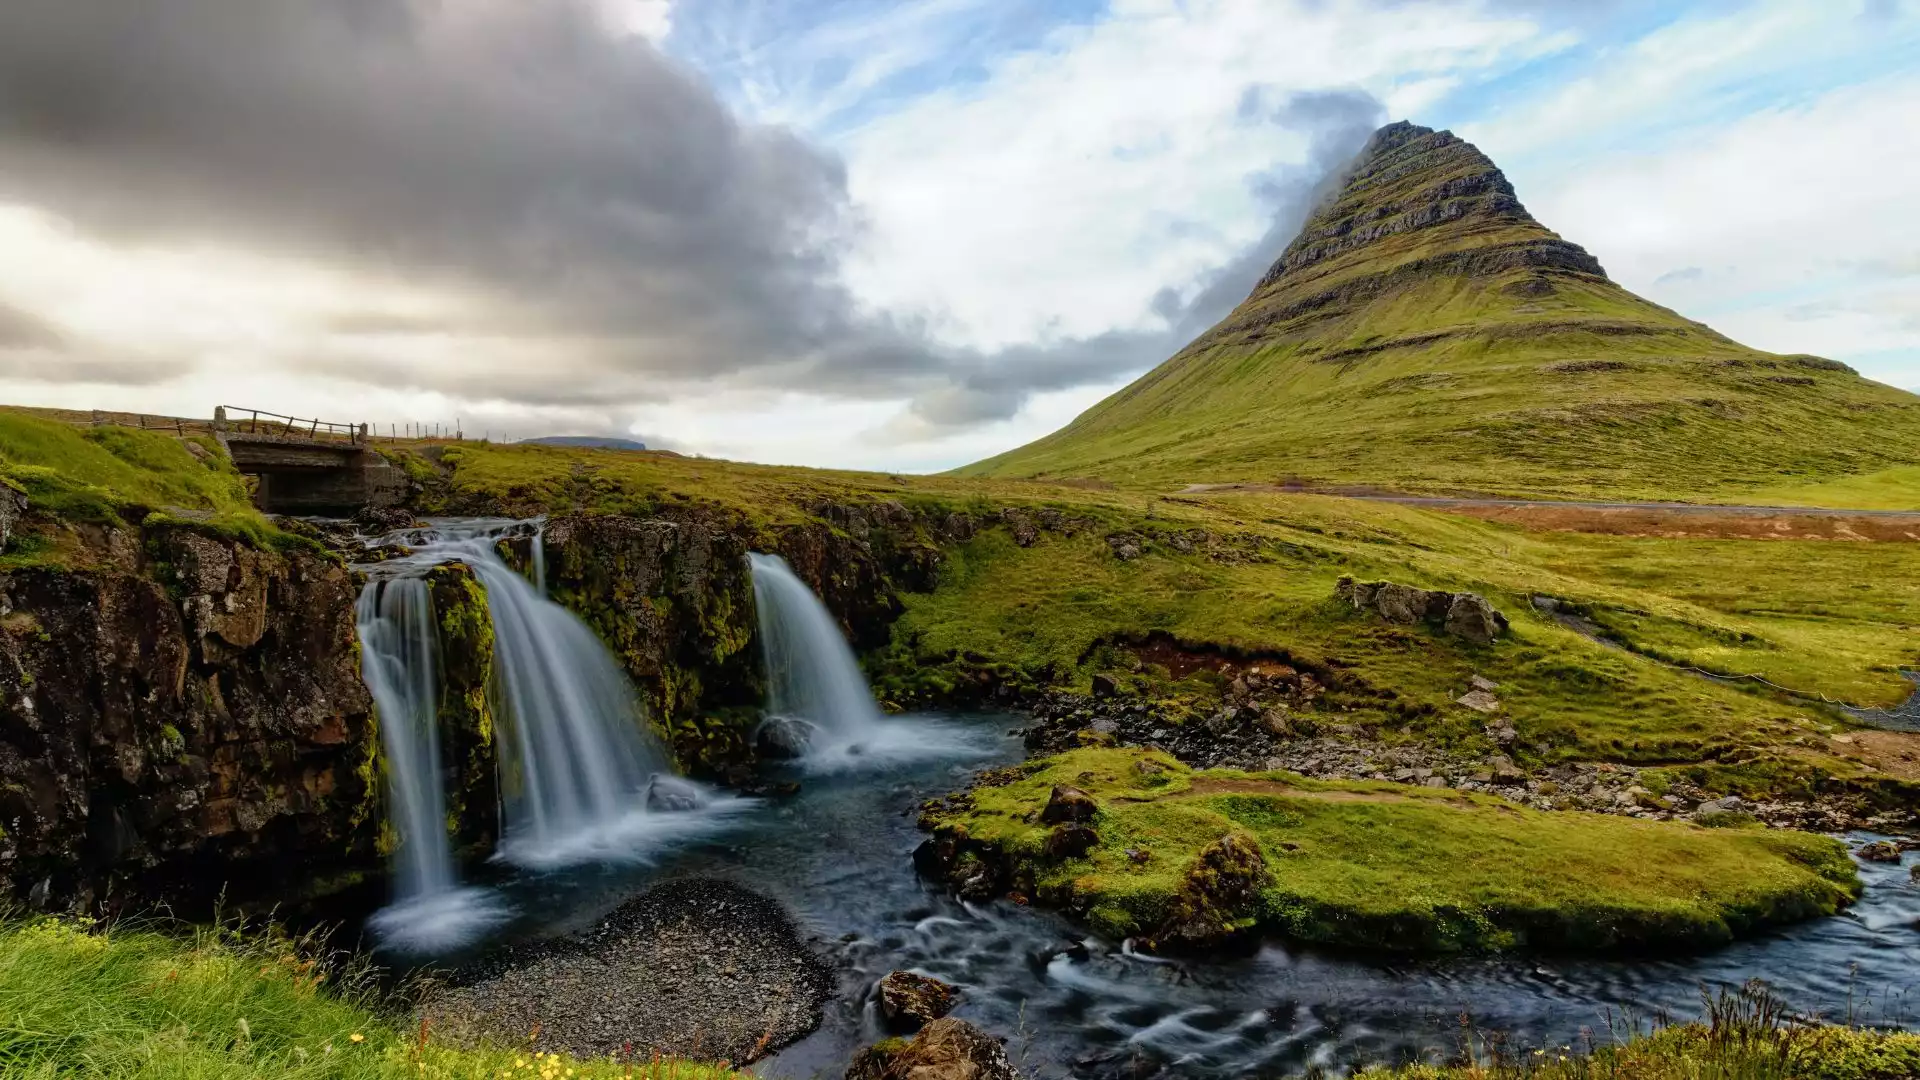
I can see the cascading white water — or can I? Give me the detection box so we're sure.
[356,578,451,898]
[355,570,508,953]
[749,552,983,770]
[357,519,747,948]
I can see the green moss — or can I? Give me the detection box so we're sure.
[927,747,1860,954]
[428,565,498,850]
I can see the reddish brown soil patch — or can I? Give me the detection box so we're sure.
[1126,635,1305,681]
[1834,731,1920,781]
[1444,505,1920,541]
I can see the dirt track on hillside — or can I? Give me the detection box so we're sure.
[1177,484,1920,541]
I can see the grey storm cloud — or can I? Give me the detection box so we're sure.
[0,1,1381,436]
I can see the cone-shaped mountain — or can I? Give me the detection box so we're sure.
[963,121,1920,500]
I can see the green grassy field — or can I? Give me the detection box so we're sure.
[924,747,1860,952]
[0,917,742,1079]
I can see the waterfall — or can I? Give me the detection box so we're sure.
[356,578,451,899]
[355,572,507,953]
[748,552,983,770]
[356,519,746,949]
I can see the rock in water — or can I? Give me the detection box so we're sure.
[755,715,818,758]
[1038,785,1097,824]
[877,971,958,1032]
[846,1017,1022,1080]
[1857,840,1902,864]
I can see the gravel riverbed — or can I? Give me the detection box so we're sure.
[418,878,831,1066]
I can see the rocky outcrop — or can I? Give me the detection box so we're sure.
[877,970,958,1032]
[847,1017,1022,1080]
[0,522,377,911]
[1151,832,1269,949]
[1335,577,1509,645]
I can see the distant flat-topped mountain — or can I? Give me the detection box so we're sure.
[963,121,1920,501]
[521,435,649,451]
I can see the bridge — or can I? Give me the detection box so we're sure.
[214,406,405,515]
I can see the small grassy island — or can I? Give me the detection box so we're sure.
[917,747,1861,953]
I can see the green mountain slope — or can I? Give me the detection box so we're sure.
[962,122,1920,502]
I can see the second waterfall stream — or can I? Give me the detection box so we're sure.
[747,552,983,770]
[355,519,741,952]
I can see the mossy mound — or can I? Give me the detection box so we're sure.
[919,748,1861,953]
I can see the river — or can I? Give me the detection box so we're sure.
[382,712,1920,1078]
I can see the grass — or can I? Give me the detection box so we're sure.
[924,747,1860,953]
[1353,982,1920,1079]
[0,915,744,1079]
[1745,466,1920,511]
[874,492,1915,796]
[0,408,294,566]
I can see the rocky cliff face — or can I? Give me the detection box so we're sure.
[0,522,379,912]
[0,491,982,911]
[530,502,961,779]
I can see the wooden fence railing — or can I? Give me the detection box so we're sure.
[215,406,365,444]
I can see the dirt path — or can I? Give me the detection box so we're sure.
[1176,483,1920,540]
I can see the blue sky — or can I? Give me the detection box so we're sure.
[0,0,1913,469]
[620,0,1920,465]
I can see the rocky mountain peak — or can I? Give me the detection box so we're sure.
[1253,120,1606,294]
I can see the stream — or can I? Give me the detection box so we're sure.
[384,712,1920,1079]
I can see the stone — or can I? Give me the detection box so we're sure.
[0,482,25,554]
[1444,593,1509,645]
[1456,690,1500,713]
[1125,847,1152,864]
[1154,832,1270,948]
[1335,578,1507,645]
[1044,823,1099,859]
[1089,673,1118,699]
[1106,534,1143,561]
[755,715,818,759]
[1696,796,1746,815]
[1039,785,1097,825]
[846,1017,1022,1080]
[877,971,958,1032]
[1469,674,1500,692]
[1857,840,1903,864]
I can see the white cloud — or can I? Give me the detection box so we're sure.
[1513,73,1920,386]
[833,0,1556,352]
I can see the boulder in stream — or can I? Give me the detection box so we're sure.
[877,971,958,1032]
[846,1017,1022,1080]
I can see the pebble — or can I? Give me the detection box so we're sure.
[417,878,830,1066]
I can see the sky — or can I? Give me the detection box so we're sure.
[0,0,1914,472]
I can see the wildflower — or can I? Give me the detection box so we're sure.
[351,1033,366,1043]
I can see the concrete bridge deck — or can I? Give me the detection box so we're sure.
[213,406,404,515]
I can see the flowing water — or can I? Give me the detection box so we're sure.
[749,551,979,770]
[358,529,1918,1069]
[355,519,747,951]
[387,716,1920,1078]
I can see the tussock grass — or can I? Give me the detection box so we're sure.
[1355,982,1920,1079]
[929,748,1860,952]
[0,916,742,1079]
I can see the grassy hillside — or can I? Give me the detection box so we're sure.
[961,123,1920,504]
